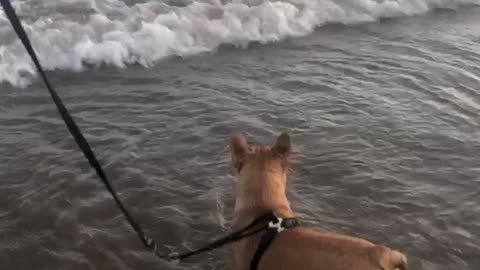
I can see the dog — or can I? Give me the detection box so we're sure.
[228,132,407,270]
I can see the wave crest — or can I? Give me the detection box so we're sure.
[1,0,479,87]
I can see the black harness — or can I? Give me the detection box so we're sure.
[250,214,300,270]
[168,212,300,267]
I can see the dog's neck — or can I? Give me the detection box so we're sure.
[232,171,293,229]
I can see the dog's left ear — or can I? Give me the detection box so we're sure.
[230,133,249,171]
[274,133,291,156]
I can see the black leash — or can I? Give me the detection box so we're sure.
[0,0,300,264]
[171,213,275,261]
[0,0,160,257]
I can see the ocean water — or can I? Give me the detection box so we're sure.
[1,0,479,269]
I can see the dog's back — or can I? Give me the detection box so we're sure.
[262,228,406,270]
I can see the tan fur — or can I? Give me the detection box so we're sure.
[229,133,407,270]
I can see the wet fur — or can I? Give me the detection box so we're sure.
[229,133,407,270]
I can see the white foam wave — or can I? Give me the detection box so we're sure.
[1,0,479,87]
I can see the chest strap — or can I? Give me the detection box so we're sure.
[250,215,300,270]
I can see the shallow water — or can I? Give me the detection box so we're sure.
[1,1,480,270]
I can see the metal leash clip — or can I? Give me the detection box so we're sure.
[268,217,285,233]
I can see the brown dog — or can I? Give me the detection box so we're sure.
[229,132,407,270]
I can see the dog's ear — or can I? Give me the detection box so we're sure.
[274,133,291,156]
[230,133,249,171]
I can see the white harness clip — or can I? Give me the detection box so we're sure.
[268,217,285,233]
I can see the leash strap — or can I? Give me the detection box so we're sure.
[171,212,275,261]
[0,0,300,264]
[0,0,161,257]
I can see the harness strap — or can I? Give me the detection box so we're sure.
[250,215,300,270]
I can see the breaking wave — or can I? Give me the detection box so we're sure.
[0,0,479,87]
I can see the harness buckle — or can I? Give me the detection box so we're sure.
[268,217,285,233]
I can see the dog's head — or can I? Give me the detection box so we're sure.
[229,132,291,185]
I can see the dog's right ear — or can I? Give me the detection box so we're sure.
[230,133,249,171]
[274,133,291,156]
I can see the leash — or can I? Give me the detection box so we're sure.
[172,212,277,261]
[0,0,300,264]
[0,0,161,258]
